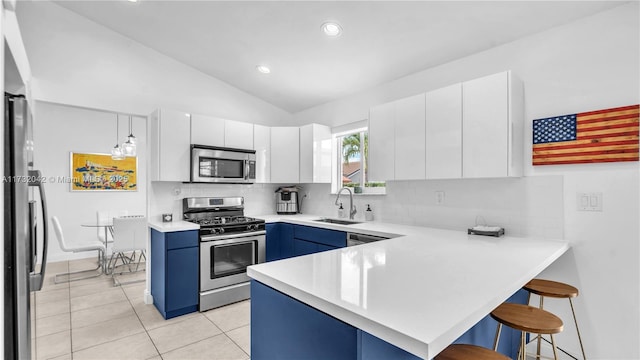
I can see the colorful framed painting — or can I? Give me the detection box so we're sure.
[70,152,137,191]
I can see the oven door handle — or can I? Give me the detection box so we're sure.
[200,230,266,243]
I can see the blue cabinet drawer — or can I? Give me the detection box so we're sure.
[293,225,346,248]
[293,239,318,257]
[166,230,199,249]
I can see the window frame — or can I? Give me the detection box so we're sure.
[331,125,385,195]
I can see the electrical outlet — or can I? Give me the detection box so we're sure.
[577,192,602,211]
[435,191,445,205]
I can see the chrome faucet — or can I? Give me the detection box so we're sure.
[335,187,357,219]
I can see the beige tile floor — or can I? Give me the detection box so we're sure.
[32,258,250,360]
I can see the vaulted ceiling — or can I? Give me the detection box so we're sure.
[52,1,625,113]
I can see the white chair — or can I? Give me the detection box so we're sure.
[108,215,147,285]
[96,211,111,245]
[97,210,129,244]
[52,216,106,284]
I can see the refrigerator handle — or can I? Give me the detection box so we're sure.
[28,169,48,291]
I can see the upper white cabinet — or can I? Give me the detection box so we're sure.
[270,127,300,183]
[253,124,271,183]
[225,119,254,150]
[299,124,332,183]
[369,70,523,181]
[149,108,191,182]
[368,101,395,181]
[425,83,462,179]
[191,114,224,147]
[191,114,254,150]
[394,94,426,180]
[462,71,523,178]
[369,94,426,181]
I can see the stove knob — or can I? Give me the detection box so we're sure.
[219,228,225,234]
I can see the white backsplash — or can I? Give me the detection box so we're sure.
[301,175,564,239]
[149,176,563,239]
[149,182,281,222]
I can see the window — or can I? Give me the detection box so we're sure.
[332,126,385,194]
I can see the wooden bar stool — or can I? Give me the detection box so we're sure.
[491,303,563,360]
[435,344,510,360]
[524,279,586,360]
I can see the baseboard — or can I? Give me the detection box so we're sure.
[144,289,153,304]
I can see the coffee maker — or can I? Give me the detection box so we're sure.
[275,186,301,214]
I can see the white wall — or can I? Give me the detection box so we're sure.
[296,3,639,359]
[34,101,147,262]
[16,0,291,126]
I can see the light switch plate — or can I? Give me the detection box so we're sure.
[577,192,602,211]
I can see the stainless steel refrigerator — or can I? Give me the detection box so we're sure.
[4,93,49,359]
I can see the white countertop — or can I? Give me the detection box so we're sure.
[148,219,200,233]
[247,214,569,359]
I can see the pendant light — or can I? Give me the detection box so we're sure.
[111,114,125,160]
[122,115,137,157]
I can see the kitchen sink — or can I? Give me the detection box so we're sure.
[313,218,362,225]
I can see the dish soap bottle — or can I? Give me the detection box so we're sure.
[365,204,374,221]
[337,203,344,218]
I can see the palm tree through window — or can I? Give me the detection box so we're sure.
[335,130,384,193]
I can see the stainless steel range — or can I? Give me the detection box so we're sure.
[183,197,265,312]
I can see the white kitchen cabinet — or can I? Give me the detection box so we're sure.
[253,124,271,183]
[225,119,254,150]
[368,101,395,181]
[425,83,462,179]
[462,71,523,178]
[270,127,300,183]
[369,94,426,181]
[299,124,332,183]
[149,108,191,182]
[191,113,224,147]
[394,94,426,180]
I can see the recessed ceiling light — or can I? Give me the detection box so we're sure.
[321,22,342,37]
[127,0,138,3]
[256,65,271,74]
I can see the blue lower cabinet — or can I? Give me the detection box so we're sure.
[293,224,346,248]
[267,223,344,261]
[150,229,199,319]
[266,223,280,262]
[292,239,318,256]
[358,330,421,360]
[267,223,294,261]
[252,279,527,360]
[453,288,529,358]
[317,243,338,252]
[280,223,294,259]
[251,280,358,360]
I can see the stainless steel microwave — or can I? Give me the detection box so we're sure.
[191,145,256,184]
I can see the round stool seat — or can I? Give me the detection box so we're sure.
[524,279,578,298]
[491,303,563,334]
[435,344,510,360]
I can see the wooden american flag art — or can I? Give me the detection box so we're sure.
[532,104,639,165]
